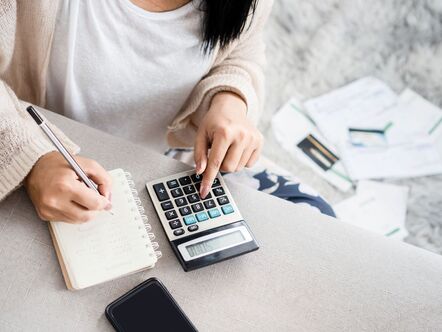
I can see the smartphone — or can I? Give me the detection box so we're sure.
[105,278,197,332]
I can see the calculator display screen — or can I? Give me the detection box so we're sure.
[186,231,245,257]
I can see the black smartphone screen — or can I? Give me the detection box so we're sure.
[106,278,197,332]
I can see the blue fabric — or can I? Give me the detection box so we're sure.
[252,170,336,218]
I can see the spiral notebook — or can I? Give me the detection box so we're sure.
[49,169,161,290]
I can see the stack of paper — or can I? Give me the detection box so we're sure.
[334,181,409,240]
[271,76,442,241]
[303,77,442,180]
[272,77,442,190]
[271,98,353,192]
[304,77,398,146]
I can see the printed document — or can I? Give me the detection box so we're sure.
[334,181,409,240]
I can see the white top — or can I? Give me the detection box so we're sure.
[46,0,213,152]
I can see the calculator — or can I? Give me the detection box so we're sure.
[146,170,259,271]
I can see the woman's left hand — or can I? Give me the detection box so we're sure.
[194,92,263,199]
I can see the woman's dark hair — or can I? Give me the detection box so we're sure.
[199,0,258,52]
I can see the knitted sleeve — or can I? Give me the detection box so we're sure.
[0,81,79,201]
[166,0,274,147]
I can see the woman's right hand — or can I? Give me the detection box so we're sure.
[24,151,113,224]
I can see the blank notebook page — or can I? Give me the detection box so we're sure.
[51,169,157,290]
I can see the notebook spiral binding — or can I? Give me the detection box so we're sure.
[125,172,162,260]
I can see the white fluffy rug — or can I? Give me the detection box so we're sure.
[261,0,442,253]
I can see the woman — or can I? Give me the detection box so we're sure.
[0,0,334,223]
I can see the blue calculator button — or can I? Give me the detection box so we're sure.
[196,212,209,222]
[183,215,197,225]
[221,205,234,215]
[208,208,221,218]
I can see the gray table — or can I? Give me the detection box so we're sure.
[1,111,442,331]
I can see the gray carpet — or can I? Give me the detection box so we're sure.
[260,0,442,253]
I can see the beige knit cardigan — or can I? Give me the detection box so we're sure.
[0,0,272,201]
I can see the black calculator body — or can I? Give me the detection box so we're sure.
[146,170,259,271]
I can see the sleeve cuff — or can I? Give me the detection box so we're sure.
[0,137,56,201]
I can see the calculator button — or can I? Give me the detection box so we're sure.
[171,188,184,198]
[187,194,200,203]
[217,196,229,205]
[191,173,202,183]
[196,212,209,222]
[212,178,221,187]
[184,215,197,225]
[191,203,204,213]
[204,199,216,209]
[179,176,192,185]
[161,201,173,211]
[166,179,179,189]
[183,185,196,195]
[208,208,221,218]
[153,183,169,202]
[221,205,234,215]
[213,187,225,196]
[175,197,187,207]
[165,210,178,220]
[179,206,191,216]
[169,220,182,229]
[188,224,199,232]
[174,229,185,236]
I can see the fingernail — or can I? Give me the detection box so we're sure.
[195,162,203,175]
[200,184,208,199]
[105,203,112,211]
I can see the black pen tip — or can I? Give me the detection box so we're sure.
[26,106,44,125]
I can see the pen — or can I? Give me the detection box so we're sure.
[26,106,113,216]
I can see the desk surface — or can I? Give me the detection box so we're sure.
[1,111,442,331]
